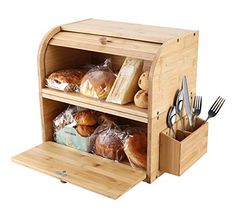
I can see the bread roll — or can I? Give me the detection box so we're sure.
[73,110,97,126]
[138,71,149,91]
[124,133,147,169]
[134,90,148,108]
[76,125,95,137]
[96,113,118,124]
[95,129,125,161]
[47,69,87,91]
[80,70,116,99]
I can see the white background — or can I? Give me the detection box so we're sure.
[0,0,235,217]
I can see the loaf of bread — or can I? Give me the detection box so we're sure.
[76,125,95,137]
[73,110,97,126]
[96,113,118,124]
[47,68,87,92]
[124,131,147,169]
[106,58,143,104]
[80,70,116,99]
[134,90,148,108]
[95,129,125,161]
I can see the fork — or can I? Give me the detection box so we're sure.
[192,96,202,128]
[205,96,225,122]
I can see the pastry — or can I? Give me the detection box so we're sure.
[95,129,125,161]
[106,58,143,104]
[76,125,95,137]
[96,113,118,124]
[73,110,97,126]
[138,71,149,91]
[124,132,147,169]
[80,70,116,99]
[47,68,87,91]
[134,90,148,109]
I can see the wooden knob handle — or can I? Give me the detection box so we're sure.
[99,37,107,45]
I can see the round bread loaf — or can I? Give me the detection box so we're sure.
[97,113,118,124]
[138,71,149,91]
[124,133,147,169]
[47,69,87,91]
[134,90,148,108]
[76,125,95,137]
[80,70,116,99]
[95,129,125,161]
[73,110,97,126]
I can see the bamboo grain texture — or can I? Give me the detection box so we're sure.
[12,142,146,199]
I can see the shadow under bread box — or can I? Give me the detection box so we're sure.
[12,19,206,199]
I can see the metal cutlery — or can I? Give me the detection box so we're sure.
[182,76,193,129]
[205,96,225,122]
[175,89,185,130]
[192,96,202,128]
[167,106,176,137]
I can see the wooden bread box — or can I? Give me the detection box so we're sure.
[12,19,207,199]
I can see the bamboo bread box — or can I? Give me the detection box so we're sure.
[12,19,208,199]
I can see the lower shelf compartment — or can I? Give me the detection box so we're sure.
[12,141,146,199]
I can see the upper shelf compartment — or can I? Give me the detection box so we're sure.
[49,31,162,61]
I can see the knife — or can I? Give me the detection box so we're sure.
[182,76,193,128]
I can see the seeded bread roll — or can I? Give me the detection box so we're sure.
[134,90,148,109]
[73,110,97,126]
[138,71,149,91]
[96,113,118,124]
[76,125,95,137]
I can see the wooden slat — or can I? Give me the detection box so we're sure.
[149,32,199,118]
[41,88,148,123]
[49,31,161,61]
[61,19,193,44]
[146,32,199,182]
[12,142,146,199]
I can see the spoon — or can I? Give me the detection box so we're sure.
[175,89,185,130]
[167,106,176,137]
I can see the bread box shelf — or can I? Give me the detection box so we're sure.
[42,88,148,123]
[12,19,207,199]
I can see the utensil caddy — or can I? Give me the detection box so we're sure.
[12,19,208,199]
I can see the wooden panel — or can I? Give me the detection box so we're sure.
[160,132,181,175]
[180,121,208,175]
[147,116,163,182]
[147,32,199,182]
[45,45,92,78]
[41,98,67,141]
[61,19,194,44]
[49,31,161,61]
[38,26,61,89]
[12,142,146,199]
[159,118,208,176]
[37,27,63,141]
[149,32,199,118]
[41,88,148,123]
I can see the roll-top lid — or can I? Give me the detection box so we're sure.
[61,19,194,44]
